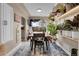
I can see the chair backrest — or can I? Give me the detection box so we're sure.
[33,33,45,40]
[34,33,45,37]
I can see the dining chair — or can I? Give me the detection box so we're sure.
[33,33,45,54]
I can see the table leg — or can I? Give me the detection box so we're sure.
[46,40,48,50]
[30,40,33,51]
[34,41,36,54]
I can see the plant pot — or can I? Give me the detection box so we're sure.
[65,4,74,12]
[62,30,67,36]
[52,36,57,41]
[65,31,72,38]
[72,31,79,39]
[62,30,72,38]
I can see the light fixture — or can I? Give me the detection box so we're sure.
[37,8,42,12]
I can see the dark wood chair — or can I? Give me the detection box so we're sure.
[33,33,45,54]
[27,35,34,51]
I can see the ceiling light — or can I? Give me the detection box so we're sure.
[37,9,42,12]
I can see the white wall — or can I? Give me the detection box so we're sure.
[0,4,1,43]
[78,40,79,56]
[9,3,30,40]
[0,3,14,44]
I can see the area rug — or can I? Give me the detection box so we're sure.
[13,41,68,56]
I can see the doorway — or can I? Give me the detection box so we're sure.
[21,17,26,41]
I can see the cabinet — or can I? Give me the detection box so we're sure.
[55,5,79,56]
[0,4,14,44]
[57,30,78,56]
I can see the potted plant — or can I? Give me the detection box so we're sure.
[57,24,63,30]
[59,20,73,37]
[62,20,73,31]
[72,31,79,40]
[71,14,79,39]
[72,15,79,31]
[57,24,64,35]
[65,3,79,12]
[57,4,66,14]
[47,23,58,41]
[48,15,55,21]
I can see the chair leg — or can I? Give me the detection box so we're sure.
[34,43,36,54]
[30,40,33,51]
[46,41,48,50]
[43,44,44,53]
[37,44,42,54]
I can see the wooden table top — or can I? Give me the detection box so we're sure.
[28,32,52,37]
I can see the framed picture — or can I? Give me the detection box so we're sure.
[14,13,21,23]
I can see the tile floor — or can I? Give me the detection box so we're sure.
[13,41,68,56]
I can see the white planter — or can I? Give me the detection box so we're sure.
[72,31,79,39]
[57,30,62,35]
[62,30,66,36]
[65,31,72,38]
[62,30,72,38]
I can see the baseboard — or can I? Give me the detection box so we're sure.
[5,43,22,56]
[56,41,71,56]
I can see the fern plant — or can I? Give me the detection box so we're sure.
[47,23,57,36]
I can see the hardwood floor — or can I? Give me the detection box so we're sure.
[0,40,21,56]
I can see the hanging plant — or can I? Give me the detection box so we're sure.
[48,15,55,21]
[72,14,79,30]
[57,4,66,13]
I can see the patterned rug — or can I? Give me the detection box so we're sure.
[13,41,68,56]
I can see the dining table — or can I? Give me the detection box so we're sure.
[27,32,53,51]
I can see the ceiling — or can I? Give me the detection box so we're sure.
[24,3,56,16]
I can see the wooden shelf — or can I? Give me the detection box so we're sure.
[57,6,79,20]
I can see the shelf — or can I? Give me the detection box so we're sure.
[57,6,79,20]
